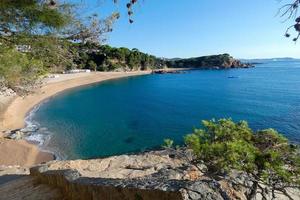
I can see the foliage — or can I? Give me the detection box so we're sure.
[162,138,174,148]
[184,118,300,196]
[279,0,300,41]
[0,0,71,35]
[166,54,237,68]
[0,47,44,94]
[0,0,74,93]
[88,60,97,71]
[0,0,121,93]
[63,13,119,44]
[74,44,165,72]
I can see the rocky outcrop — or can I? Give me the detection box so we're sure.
[0,87,16,97]
[28,150,228,200]
[166,54,253,69]
[220,56,251,68]
[3,125,39,140]
[14,150,297,200]
[0,150,298,199]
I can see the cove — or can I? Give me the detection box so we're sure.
[28,60,300,159]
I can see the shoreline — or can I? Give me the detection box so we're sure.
[0,71,154,167]
[1,71,153,131]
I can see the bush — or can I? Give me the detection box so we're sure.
[88,60,97,71]
[162,138,174,148]
[0,48,44,94]
[183,118,300,196]
[108,63,119,71]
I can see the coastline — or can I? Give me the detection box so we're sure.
[0,71,153,167]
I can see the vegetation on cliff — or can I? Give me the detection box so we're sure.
[164,118,300,199]
[73,43,165,72]
[166,54,252,69]
[0,0,74,93]
[0,1,162,94]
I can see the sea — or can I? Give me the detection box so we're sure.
[25,60,300,159]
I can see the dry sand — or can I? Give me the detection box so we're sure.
[0,71,151,167]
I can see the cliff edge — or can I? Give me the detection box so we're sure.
[0,150,299,200]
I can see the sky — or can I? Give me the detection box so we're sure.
[75,0,300,59]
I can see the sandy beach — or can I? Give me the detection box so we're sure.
[0,71,152,167]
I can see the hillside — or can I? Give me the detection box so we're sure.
[72,44,166,72]
[1,40,252,95]
[166,54,253,69]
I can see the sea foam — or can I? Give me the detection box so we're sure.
[23,100,64,160]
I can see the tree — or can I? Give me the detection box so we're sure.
[88,60,97,71]
[0,0,120,93]
[0,0,70,36]
[0,47,44,94]
[0,0,73,93]
[63,13,119,44]
[277,0,300,41]
[184,119,300,199]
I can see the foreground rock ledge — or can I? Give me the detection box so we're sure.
[1,150,299,200]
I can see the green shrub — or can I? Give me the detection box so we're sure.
[88,60,97,71]
[0,48,44,94]
[183,118,300,195]
[162,138,174,148]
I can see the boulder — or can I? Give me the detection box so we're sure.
[5,130,25,140]
[20,125,38,133]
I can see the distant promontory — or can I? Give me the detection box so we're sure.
[165,54,253,69]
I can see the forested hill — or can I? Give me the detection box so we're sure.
[166,54,253,69]
[80,48,252,72]
[72,43,165,72]
[74,46,251,72]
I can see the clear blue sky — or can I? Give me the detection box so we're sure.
[76,0,300,59]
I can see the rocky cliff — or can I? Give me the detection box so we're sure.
[166,54,253,69]
[0,150,299,200]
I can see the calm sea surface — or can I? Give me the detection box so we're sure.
[27,61,300,159]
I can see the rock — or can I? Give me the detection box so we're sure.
[2,149,297,200]
[183,165,203,181]
[152,69,186,74]
[0,87,16,97]
[195,163,208,173]
[5,130,27,140]
[20,125,38,133]
[1,130,12,138]
[8,131,24,140]
[166,54,254,69]
[45,150,187,180]
[3,125,38,140]
[184,180,225,200]
[25,150,231,199]
[226,170,254,189]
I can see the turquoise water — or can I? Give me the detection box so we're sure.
[28,61,300,159]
